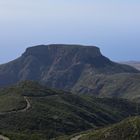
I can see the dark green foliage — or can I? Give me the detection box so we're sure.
[0,86,26,112]
[17,81,68,97]
[0,81,140,139]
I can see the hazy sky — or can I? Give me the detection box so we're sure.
[0,0,140,64]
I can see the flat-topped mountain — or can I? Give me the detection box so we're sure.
[0,44,138,91]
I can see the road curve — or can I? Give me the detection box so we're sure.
[0,96,31,115]
[71,134,84,140]
[0,135,10,140]
[0,96,31,140]
[20,97,31,112]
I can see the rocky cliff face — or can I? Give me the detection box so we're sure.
[0,44,139,92]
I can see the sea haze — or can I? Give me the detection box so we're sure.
[0,0,140,64]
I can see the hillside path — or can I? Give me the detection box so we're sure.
[0,96,31,115]
[20,97,31,112]
[71,134,85,140]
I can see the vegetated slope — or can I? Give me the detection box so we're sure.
[0,81,140,140]
[0,87,26,112]
[120,61,140,70]
[73,73,140,101]
[79,116,140,140]
[0,44,138,91]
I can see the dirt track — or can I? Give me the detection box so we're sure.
[71,134,84,140]
[0,97,31,140]
[0,96,31,115]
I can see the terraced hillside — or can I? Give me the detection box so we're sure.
[0,81,140,140]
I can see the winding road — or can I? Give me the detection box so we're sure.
[20,97,31,112]
[0,96,31,115]
[71,134,85,140]
[0,95,87,140]
[0,96,31,140]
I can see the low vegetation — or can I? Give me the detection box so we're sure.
[0,81,140,139]
[79,116,140,140]
[0,87,26,112]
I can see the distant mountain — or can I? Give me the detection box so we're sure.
[76,116,140,140]
[120,61,140,70]
[0,81,140,140]
[0,44,139,97]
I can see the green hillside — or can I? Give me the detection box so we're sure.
[0,87,26,112]
[0,81,140,140]
[79,116,140,140]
